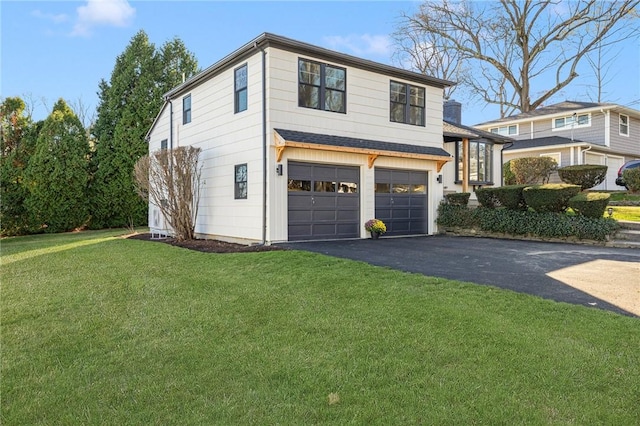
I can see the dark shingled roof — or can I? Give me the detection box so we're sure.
[275,128,451,158]
[443,120,513,143]
[503,136,590,151]
[475,101,614,126]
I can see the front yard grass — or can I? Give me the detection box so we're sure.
[2,230,639,424]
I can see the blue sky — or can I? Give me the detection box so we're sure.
[2,0,639,126]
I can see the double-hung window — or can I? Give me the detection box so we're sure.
[234,164,247,199]
[619,114,629,136]
[390,81,425,126]
[235,64,248,113]
[553,113,590,130]
[298,59,346,113]
[455,140,493,184]
[490,125,518,136]
[183,94,191,124]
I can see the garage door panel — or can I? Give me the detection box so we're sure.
[313,210,338,221]
[375,168,428,236]
[288,162,360,241]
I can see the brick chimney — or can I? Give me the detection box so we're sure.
[443,100,462,124]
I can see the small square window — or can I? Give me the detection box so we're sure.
[183,94,191,124]
[160,139,168,150]
[234,164,247,199]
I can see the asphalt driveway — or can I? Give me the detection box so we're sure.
[282,235,640,317]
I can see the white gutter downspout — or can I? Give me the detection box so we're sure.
[602,109,610,147]
[168,99,173,150]
[256,41,268,245]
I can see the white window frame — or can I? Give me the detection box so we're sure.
[552,113,590,131]
[490,124,518,136]
[619,114,629,136]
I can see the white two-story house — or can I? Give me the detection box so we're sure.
[475,101,640,190]
[146,33,459,243]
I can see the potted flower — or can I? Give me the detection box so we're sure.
[364,219,387,239]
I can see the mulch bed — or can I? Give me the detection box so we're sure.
[127,233,285,253]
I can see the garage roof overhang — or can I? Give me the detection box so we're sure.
[274,129,452,172]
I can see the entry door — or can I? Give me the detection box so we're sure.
[288,162,360,241]
[375,169,428,236]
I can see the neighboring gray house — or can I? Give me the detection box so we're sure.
[475,101,640,190]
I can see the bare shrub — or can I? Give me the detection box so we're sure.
[134,146,202,241]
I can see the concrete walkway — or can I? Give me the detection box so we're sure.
[282,235,640,317]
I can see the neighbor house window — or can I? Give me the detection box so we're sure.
[234,163,247,199]
[619,114,629,136]
[455,140,493,184]
[160,139,168,150]
[235,64,248,113]
[298,59,346,113]
[183,94,191,124]
[390,81,425,126]
[552,113,590,130]
[490,125,518,136]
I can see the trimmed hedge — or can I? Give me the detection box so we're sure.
[510,157,557,184]
[568,192,611,218]
[623,168,640,192]
[475,185,528,210]
[523,184,581,213]
[437,204,475,228]
[475,187,499,209]
[444,192,471,206]
[558,164,607,190]
[437,204,619,241]
[493,185,528,210]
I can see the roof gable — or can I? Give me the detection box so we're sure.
[165,33,455,99]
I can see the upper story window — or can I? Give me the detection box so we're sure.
[298,59,346,113]
[390,81,425,126]
[183,94,192,124]
[235,64,248,113]
[552,113,590,130]
[490,124,518,136]
[160,139,168,150]
[619,114,629,136]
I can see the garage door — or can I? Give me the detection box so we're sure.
[606,157,625,190]
[288,162,360,241]
[375,168,428,236]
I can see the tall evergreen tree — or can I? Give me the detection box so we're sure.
[90,31,198,229]
[0,97,37,235]
[25,99,90,233]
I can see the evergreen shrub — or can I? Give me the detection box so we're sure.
[444,192,471,206]
[474,187,499,209]
[437,205,619,241]
[623,168,640,192]
[523,184,581,213]
[557,164,607,190]
[568,192,610,218]
[493,185,529,210]
[436,204,475,228]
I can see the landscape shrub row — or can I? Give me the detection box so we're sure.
[474,184,610,218]
[437,204,619,241]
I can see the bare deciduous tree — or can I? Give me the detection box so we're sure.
[134,146,202,241]
[397,0,640,117]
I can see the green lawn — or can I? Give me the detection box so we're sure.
[2,230,639,424]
